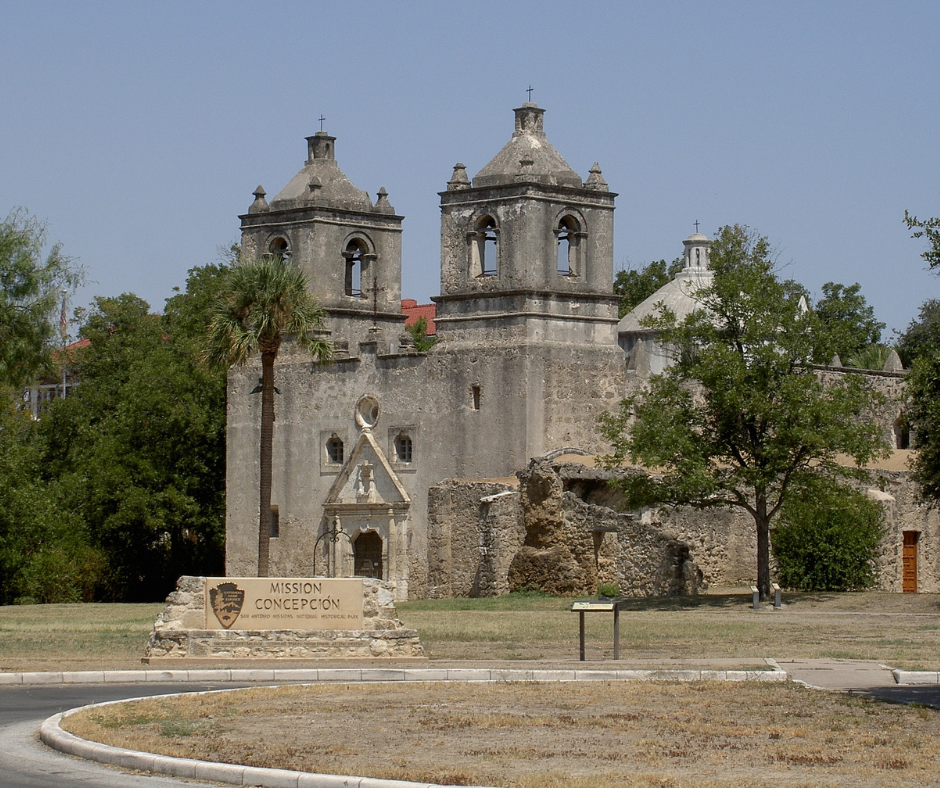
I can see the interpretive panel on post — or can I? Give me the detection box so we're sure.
[204,577,364,631]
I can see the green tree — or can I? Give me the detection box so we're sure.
[897,299,940,367]
[406,316,436,352]
[843,344,892,372]
[205,256,331,577]
[599,225,890,600]
[0,402,103,604]
[906,348,940,502]
[614,258,684,318]
[0,209,82,389]
[905,210,940,271]
[812,282,884,364]
[33,264,230,601]
[772,478,884,591]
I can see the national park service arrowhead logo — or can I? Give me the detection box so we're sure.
[209,581,245,629]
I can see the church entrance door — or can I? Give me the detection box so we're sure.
[354,531,383,578]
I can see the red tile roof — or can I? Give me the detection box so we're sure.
[52,338,91,363]
[401,300,436,335]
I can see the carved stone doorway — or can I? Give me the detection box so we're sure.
[354,531,384,578]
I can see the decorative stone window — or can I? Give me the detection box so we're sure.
[555,215,583,277]
[356,395,380,429]
[394,432,413,463]
[326,434,344,464]
[469,215,499,277]
[268,236,291,260]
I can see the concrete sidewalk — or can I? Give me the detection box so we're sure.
[774,658,940,708]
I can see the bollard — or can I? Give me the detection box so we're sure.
[750,585,760,610]
[772,583,782,609]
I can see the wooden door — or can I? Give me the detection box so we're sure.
[902,531,918,593]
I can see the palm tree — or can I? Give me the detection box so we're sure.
[205,256,331,576]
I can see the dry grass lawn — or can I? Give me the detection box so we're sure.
[63,680,940,788]
[0,591,939,670]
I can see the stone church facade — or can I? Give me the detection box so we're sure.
[225,104,937,599]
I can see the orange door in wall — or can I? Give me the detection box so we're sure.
[902,531,919,593]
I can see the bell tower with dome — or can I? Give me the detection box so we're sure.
[238,129,405,349]
[435,103,619,347]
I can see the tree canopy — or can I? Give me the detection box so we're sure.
[811,281,884,365]
[905,210,940,271]
[0,262,230,603]
[599,225,890,599]
[0,209,82,390]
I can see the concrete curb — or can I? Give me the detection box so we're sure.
[36,667,787,788]
[0,666,789,686]
[892,670,940,685]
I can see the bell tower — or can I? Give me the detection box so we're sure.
[435,103,618,346]
[239,130,404,348]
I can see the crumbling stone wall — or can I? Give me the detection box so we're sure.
[506,459,705,597]
[426,480,524,597]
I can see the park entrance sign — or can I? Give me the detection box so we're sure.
[144,576,423,660]
[205,577,364,631]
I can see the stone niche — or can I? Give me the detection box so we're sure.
[144,576,424,660]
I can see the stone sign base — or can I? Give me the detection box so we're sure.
[144,576,424,660]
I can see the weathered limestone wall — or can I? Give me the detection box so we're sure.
[815,366,908,448]
[145,576,423,660]
[506,459,705,597]
[426,480,524,597]
[870,472,940,593]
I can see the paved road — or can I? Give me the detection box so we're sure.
[3,665,938,788]
[0,683,239,788]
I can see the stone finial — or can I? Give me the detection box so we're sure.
[373,186,395,214]
[249,185,269,214]
[829,354,843,368]
[584,163,609,191]
[447,163,470,191]
[399,331,415,348]
[883,349,904,372]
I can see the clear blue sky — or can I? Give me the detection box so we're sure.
[2,1,938,338]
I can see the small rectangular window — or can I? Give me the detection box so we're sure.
[270,506,280,538]
[471,385,481,410]
[395,434,413,463]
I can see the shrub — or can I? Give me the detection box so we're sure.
[772,481,885,591]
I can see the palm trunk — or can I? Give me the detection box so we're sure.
[258,349,276,577]
[755,494,771,601]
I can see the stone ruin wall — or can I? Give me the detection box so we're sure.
[427,460,713,599]
[426,480,525,598]
[425,458,938,598]
[870,470,940,593]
